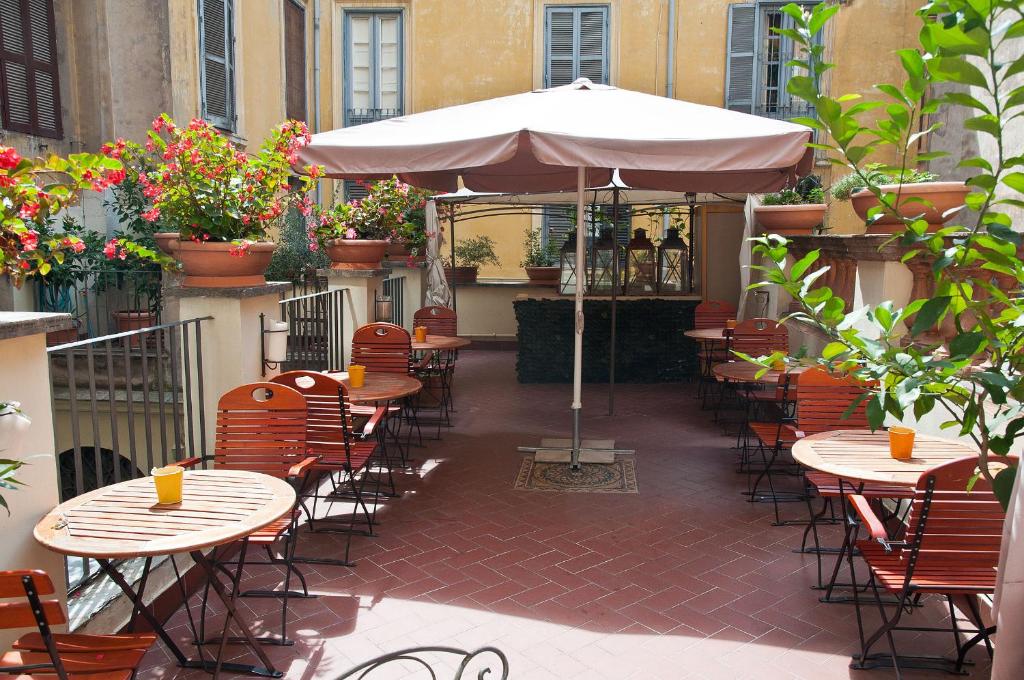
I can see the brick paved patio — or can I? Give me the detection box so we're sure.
[138,350,992,680]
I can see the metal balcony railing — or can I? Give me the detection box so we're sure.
[344,107,403,127]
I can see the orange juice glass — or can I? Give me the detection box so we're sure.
[415,326,428,343]
[772,359,786,371]
[725,319,737,329]
[348,364,366,388]
[889,426,915,460]
[152,466,183,504]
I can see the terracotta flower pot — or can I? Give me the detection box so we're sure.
[445,266,478,284]
[754,204,826,235]
[851,181,969,233]
[154,232,180,255]
[524,266,560,286]
[325,238,388,270]
[385,242,425,264]
[46,326,79,347]
[113,310,158,347]
[175,240,277,288]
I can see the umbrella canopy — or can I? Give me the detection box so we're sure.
[301,79,813,468]
[300,79,813,194]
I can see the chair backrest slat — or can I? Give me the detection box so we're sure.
[0,570,66,630]
[795,367,871,435]
[902,456,1015,569]
[214,382,308,478]
[272,371,357,464]
[731,318,787,357]
[351,323,413,374]
[413,306,458,336]
[694,300,736,330]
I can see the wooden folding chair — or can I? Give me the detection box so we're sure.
[0,570,155,680]
[351,323,422,450]
[174,382,316,646]
[694,300,736,403]
[271,370,388,566]
[848,456,1014,676]
[413,306,459,425]
[730,317,788,357]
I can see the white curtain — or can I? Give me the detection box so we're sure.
[424,200,452,307]
[736,194,761,321]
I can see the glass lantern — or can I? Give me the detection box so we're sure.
[657,227,689,295]
[559,231,585,295]
[589,227,620,295]
[624,228,657,295]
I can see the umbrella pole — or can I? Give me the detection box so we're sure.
[449,208,457,311]
[609,186,619,416]
[571,167,586,470]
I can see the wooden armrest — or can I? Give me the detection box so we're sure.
[170,457,204,469]
[287,456,319,479]
[849,494,888,544]
[361,406,388,438]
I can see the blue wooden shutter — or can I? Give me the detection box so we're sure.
[544,5,608,87]
[725,3,755,113]
[199,0,235,131]
[577,7,608,84]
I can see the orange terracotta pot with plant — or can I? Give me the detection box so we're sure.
[831,164,967,234]
[124,114,323,287]
[754,176,827,236]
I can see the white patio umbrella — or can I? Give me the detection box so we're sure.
[300,79,813,468]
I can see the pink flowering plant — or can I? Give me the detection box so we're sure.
[0,145,127,285]
[309,178,431,253]
[137,115,322,255]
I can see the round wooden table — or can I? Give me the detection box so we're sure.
[791,429,979,486]
[684,327,728,342]
[325,370,423,403]
[712,361,809,384]
[412,334,472,351]
[34,470,296,677]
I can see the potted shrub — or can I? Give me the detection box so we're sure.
[444,235,500,284]
[754,176,827,235]
[131,115,321,287]
[520,228,559,285]
[831,164,968,233]
[310,178,429,270]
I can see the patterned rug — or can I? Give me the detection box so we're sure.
[514,455,638,493]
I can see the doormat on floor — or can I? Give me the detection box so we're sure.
[514,455,638,493]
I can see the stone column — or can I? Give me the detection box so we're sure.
[0,312,75,649]
[322,268,387,367]
[164,283,290,455]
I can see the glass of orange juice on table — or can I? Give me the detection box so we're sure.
[889,426,915,460]
[152,465,183,504]
[348,364,366,388]
[415,326,428,343]
[725,319,737,329]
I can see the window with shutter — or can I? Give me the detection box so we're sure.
[544,5,608,88]
[199,0,235,131]
[542,204,630,250]
[726,1,821,122]
[0,0,62,139]
[284,0,306,122]
[343,10,403,128]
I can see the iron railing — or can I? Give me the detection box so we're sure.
[47,317,211,591]
[344,107,402,127]
[381,276,405,328]
[36,267,163,340]
[274,288,346,373]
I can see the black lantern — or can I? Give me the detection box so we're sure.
[559,231,585,295]
[589,227,619,295]
[657,227,689,295]
[624,228,657,295]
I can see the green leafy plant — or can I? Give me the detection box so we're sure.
[762,175,825,205]
[138,115,321,252]
[447,235,500,269]
[521,228,558,267]
[745,1,1023,508]
[830,163,938,201]
[310,177,431,247]
[265,208,330,282]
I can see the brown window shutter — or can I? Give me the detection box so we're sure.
[0,0,62,138]
[284,0,306,122]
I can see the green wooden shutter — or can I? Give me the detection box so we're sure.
[199,0,235,131]
[0,0,62,138]
[725,3,755,113]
